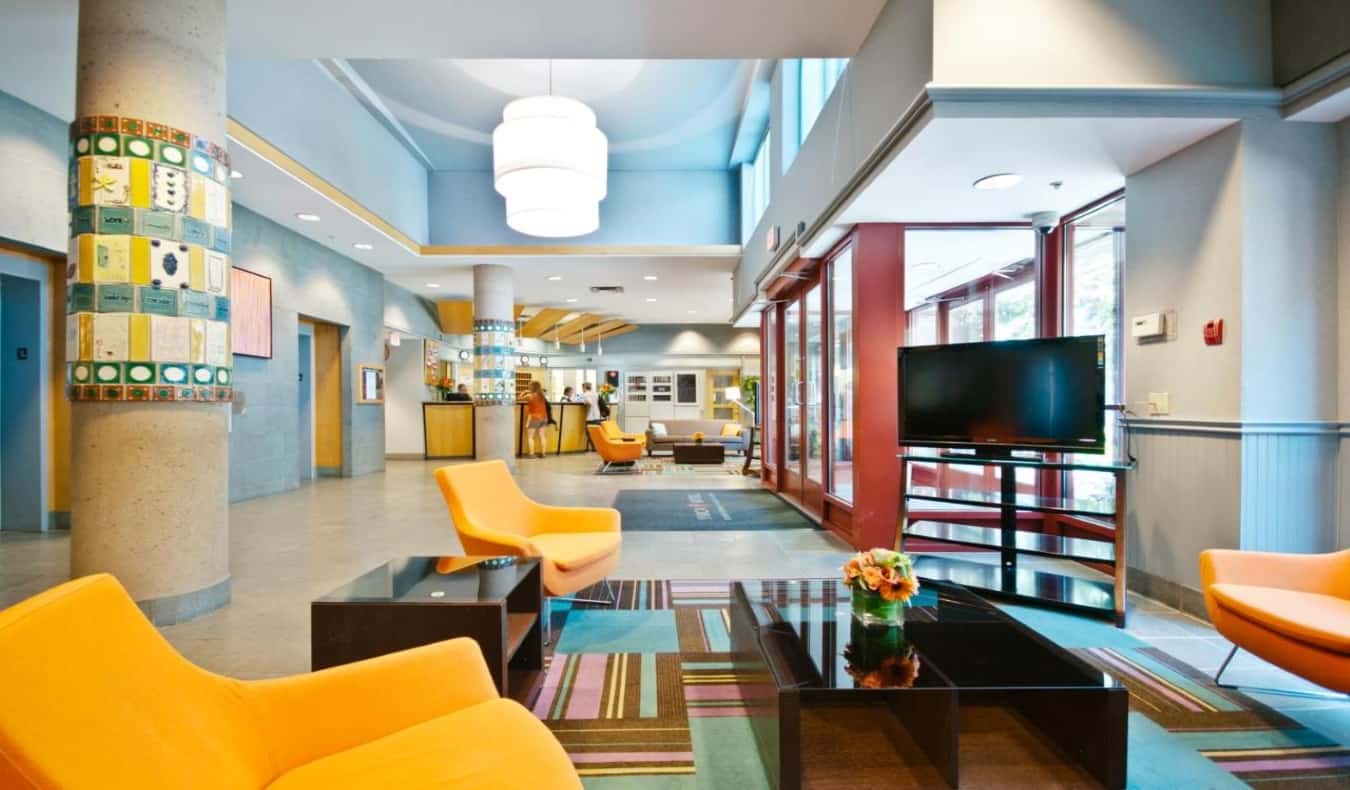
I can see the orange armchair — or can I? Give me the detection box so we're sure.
[589,423,644,472]
[1200,548,1350,695]
[435,460,621,639]
[601,418,645,447]
[0,574,581,790]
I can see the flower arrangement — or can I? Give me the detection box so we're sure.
[844,627,921,689]
[691,431,706,444]
[598,382,617,402]
[844,548,919,625]
[434,376,455,400]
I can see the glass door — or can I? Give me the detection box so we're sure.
[783,299,802,501]
[803,283,825,509]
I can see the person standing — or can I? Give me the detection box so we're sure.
[562,385,576,402]
[521,381,551,458]
[580,381,603,451]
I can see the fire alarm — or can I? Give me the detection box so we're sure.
[1203,319,1224,346]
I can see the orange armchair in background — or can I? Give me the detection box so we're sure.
[589,424,644,472]
[0,574,581,790]
[1200,548,1350,696]
[436,460,621,640]
[601,418,645,447]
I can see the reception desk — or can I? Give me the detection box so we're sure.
[422,401,592,459]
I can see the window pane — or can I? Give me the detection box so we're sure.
[830,249,853,501]
[908,305,937,346]
[784,300,801,472]
[805,285,824,483]
[799,58,848,145]
[994,281,1035,340]
[763,308,776,466]
[948,299,985,344]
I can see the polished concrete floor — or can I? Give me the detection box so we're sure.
[1,453,1346,743]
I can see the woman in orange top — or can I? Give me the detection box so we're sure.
[522,380,551,458]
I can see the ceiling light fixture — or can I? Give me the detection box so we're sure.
[425,282,441,289]
[492,62,608,238]
[643,275,658,281]
[546,275,563,281]
[230,170,243,179]
[972,173,1022,191]
[565,297,578,303]
[353,243,374,251]
[296,213,321,222]
[645,298,657,303]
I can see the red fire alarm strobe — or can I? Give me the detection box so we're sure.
[1203,319,1224,346]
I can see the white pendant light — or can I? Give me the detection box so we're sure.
[492,65,608,238]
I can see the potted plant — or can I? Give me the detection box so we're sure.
[843,548,919,626]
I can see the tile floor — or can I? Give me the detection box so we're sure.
[1,453,1345,743]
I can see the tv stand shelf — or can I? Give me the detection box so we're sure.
[898,452,1133,627]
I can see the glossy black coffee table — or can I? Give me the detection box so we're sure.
[730,578,1126,789]
[312,556,543,697]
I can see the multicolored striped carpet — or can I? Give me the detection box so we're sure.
[532,579,1350,787]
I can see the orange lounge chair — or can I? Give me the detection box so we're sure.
[435,459,621,642]
[601,418,645,447]
[0,574,581,790]
[589,423,644,472]
[1200,548,1350,696]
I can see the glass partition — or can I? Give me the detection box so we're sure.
[764,307,776,468]
[804,284,824,487]
[829,248,854,502]
[784,300,801,473]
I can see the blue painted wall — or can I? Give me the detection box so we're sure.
[428,169,740,245]
[228,60,431,245]
[0,272,44,531]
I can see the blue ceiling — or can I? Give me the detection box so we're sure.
[347,59,752,171]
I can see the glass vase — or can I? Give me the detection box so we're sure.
[852,587,904,626]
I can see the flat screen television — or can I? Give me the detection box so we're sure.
[897,336,1106,453]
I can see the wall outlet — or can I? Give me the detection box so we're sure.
[1147,392,1170,416]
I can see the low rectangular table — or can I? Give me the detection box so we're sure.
[730,578,1127,789]
[673,442,725,464]
[312,556,543,697]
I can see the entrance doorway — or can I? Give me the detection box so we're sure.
[0,273,43,531]
[297,330,315,482]
[300,318,343,477]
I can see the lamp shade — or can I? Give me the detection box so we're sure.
[725,386,742,401]
[493,96,608,238]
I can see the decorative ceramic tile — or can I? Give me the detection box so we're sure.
[69,283,95,313]
[66,314,82,362]
[145,121,170,141]
[118,117,144,136]
[76,158,94,205]
[99,385,124,400]
[135,209,177,240]
[125,385,151,401]
[69,362,92,385]
[71,206,95,236]
[157,141,187,168]
[209,225,230,254]
[67,236,81,284]
[214,367,231,386]
[168,128,190,148]
[204,320,228,367]
[92,313,129,361]
[203,178,229,228]
[72,135,93,158]
[123,135,154,159]
[125,362,155,385]
[181,216,210,247]
[152,163,188,213]
[191,364,214,386]
[91,235,131,282]
[213,161,229,182]
[92,361,122,384]
[189,150,213,177]
[129,314,150,359]
[152,386,175,401]
[95,206,134,235]
[91,133,121,156]
[158,363,190,386]
[204,251,228,294]
[150,315,190,362]
[188,318,205,363]
[213,387,232,401]
[138,287,179,317]
[90,156,131,206]
[213,296,230,322]
[177,386,194,400]
[149,240,191,289]
[187,173,206,220]
[129,237,152,284]
[181,290,212,319]
[96,283,134,313]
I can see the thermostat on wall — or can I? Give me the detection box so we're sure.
[1131,312,1166,339]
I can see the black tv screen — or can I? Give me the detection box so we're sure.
[898,336,1106,453]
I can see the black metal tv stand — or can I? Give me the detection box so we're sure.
[898,451,1133,626]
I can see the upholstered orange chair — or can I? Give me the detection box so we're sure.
[1200,548,1350,695]
[0,574,581,789]
[589,424,644,472]
[435,460,621,641]
[601,418,645,447]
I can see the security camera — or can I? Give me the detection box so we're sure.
[1030,211,1059,234]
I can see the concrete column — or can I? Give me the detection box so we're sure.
[69,0,233,624]
[473,264,516,468]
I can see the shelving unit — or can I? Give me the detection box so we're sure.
[898,452,1133,626]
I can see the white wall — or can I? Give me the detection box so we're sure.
[384,340,432,457]
[0,91,66,252]
[932,0,1272,88]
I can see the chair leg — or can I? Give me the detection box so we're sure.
[1214,644,1349,700]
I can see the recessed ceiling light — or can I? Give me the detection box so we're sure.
[645,298,657,302]
[353,243,373,250]
[687,310,697,314]
[546,275,563,281]
[565,297,578,303]
[230,169,243,179]
[425,283,440,289]
[972,173,1022,191]
[643,275,658,281]
[296,212,321,222]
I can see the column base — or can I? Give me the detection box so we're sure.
[135,576,231,626]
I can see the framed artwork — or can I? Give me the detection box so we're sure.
[357,363,385,404]
[230,267,273,358]
[424,339,440,385]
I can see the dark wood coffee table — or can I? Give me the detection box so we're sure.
[730,578,1127,789]
[312,556,542,698]
[673,442,725,464]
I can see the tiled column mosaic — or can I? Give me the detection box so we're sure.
[68,0,232,624]
[473,264,516,466]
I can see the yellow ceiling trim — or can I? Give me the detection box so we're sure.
[227,120,743,261]
[560,318,626,345]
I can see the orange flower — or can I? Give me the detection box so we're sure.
[880,574,920,602]
[843,558,863,583]
[861,566,884,590]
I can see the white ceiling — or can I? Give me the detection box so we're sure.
[228,137,738,324]
[347,59,753,170]
[838,115,1235,227]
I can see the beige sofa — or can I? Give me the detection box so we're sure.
[645,419,747,456]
